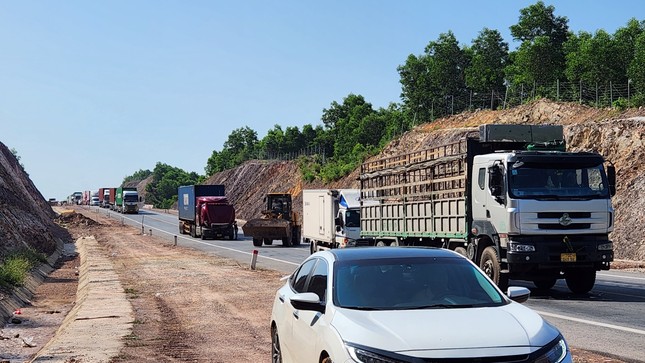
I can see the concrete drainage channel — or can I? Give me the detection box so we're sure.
[31,236,133,362]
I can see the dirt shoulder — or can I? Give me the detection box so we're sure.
[0,208,631,362]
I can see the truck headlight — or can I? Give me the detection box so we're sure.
[597,242,613,251]
[537,336,569,363]
[509,243,535,252]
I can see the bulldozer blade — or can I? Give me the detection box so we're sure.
[241,218,291,239]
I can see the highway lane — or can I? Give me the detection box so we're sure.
[89,206,645,362]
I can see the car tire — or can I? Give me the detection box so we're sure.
[271,326,282,363]
[321,356,333,363]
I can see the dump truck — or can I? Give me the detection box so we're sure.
[242,193,300,247]
[360,124,615,294]
[303,189,374,254]
[115,187,139,214]
[178,185,237,240]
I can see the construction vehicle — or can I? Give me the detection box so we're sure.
[178,185,237,240]
[360,124,615,294]
[242,193,301,247]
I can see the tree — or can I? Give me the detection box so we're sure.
[146,162,202,209]
[465,28,509,94]
[613,18,645,84]
[507,1,569,84]
[122,169,152,185]
[564,30,614,84]
[205,126,258,175]
[628,31,645,100]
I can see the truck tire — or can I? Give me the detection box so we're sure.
[179,223,184,235]
[190,225,197,238]
[565,269,596,294]
[252,238,262,247]
[454,247,467,257]
[310,240,317,254]
[292,229,301,246]
[480,246,508,291]
[533,278,557,290]
[282,237,293,247]
[264,238,273,245]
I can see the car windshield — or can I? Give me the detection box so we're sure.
[333,256,505,310]
[508,163,609,199]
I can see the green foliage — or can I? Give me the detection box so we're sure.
[122,169,152,186]
[0,248,45,288]
[205,127,259,175]
[628,31,645,93]
[145,162,203,209]
[465,28,509,93]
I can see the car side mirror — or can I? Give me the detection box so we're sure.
[290,292,325,313]
[506,286,530,304]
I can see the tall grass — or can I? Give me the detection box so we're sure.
[0,248,47,288]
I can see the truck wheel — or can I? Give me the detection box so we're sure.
[292,230,301,246]
[263,238,273,245]
[454,247,467,257]
[480,246,508,291]
[200,230,206,240]
[252,238,262,247]
[533,278,557,290]
[565,269,596,294]
[190,225,197,238]
[282,237,293,247]
[179,223,184,235]
[375,240,387,247]
[309,240,317,254]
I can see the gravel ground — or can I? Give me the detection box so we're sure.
[0,207,632,362]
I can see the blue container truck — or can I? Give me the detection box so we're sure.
[178,185,237,240]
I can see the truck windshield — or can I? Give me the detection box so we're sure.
[508,163,609,199]
[345,209,360,228]
[124,194,138,202]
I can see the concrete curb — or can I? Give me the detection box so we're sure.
[31,236,133,362]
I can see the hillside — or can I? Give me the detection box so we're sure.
[207,99,645,261]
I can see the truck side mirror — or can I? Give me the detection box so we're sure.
[489,164,505,204]
[607,165,616,196]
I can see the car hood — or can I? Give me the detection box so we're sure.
[331,303,560,358]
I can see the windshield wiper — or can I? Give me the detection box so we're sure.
[406,304,474,309]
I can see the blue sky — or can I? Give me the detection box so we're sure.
[1,1,643,201]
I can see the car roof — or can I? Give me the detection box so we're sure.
[328,246,459,262]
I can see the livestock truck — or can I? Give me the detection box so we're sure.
[360,124,615,294]
[178,185,238,240]
[115,187,139,214]
[303,189,374,254]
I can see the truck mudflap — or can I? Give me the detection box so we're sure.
[241,218,291,240]
[505,234,613,275]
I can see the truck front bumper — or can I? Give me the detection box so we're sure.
[505,234,613,273]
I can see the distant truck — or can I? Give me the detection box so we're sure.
[303,189,373,254]
[98,188,106,207]
[104,188,117,209]
[115,187,139,214]
[360,124,616,294]
[178,185,237,240]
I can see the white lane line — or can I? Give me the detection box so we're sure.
[111,212,301,268]
[536,310,645,336]
[598,272,645,282]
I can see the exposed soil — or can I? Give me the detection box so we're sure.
[0,209,631,362]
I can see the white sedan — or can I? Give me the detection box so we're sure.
[270,247,571,363]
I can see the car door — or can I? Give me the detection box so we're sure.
[276,258,317,362]
[290,258,330,363]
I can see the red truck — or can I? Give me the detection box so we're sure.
[178,185,238,240]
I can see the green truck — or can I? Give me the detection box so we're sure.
[115,187,139,214]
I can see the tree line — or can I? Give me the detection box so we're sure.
[124,1,645,208]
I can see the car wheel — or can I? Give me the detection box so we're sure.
[252,238,262,247]
[565,269,596,294]
[480,246,508,291]
[321,356,333,363]
[271,326,282,363]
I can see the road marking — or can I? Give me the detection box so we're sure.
[536,310,645,336]
[98,208,300,268]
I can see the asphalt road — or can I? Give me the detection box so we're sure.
[88,206,645,362]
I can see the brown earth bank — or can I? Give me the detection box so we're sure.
[0,209,632,362]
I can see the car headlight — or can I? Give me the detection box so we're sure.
[537,336,569,363]
[346,344,408,363]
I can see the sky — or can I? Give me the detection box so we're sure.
[1,1,643,201]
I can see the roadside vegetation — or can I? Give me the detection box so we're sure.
[0,248,47,289]
[123,1,645,208]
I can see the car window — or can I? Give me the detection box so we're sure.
[291,258,317,293]
[334,256,505,309]
[306,259,328,301]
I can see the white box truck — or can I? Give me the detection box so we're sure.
[303,189,373,254]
